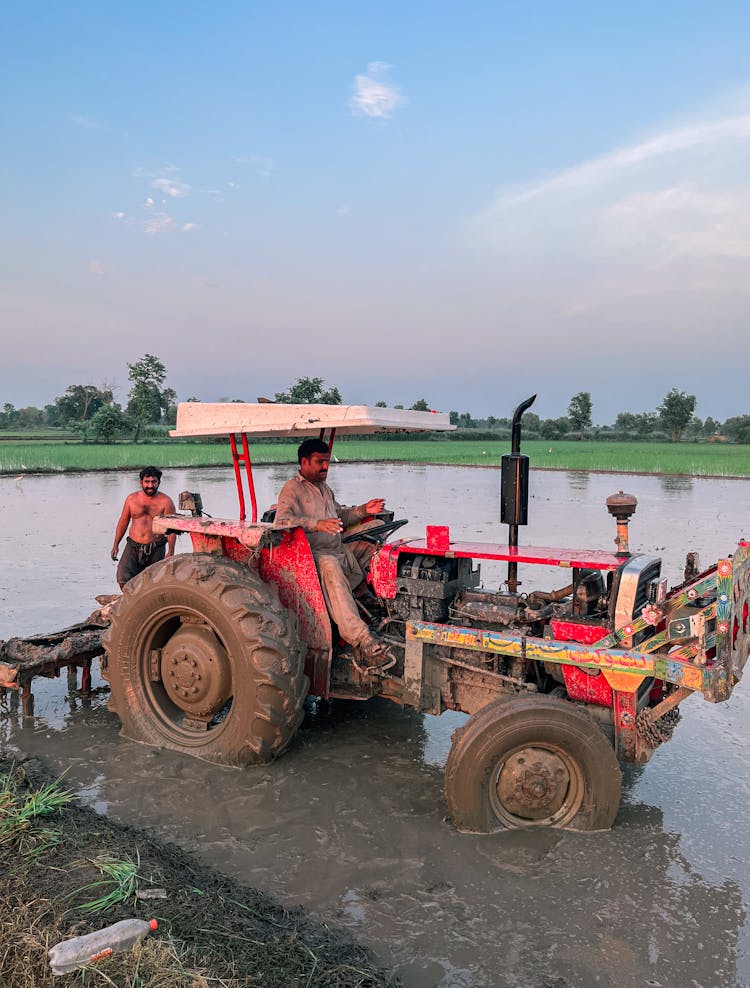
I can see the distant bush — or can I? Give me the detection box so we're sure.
[723,415,750,444]
[141,423,173,441]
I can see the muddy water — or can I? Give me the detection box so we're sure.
[2,464,749,987]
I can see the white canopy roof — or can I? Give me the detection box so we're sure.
[170,403,456,438]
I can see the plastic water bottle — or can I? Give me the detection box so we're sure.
[48,918,158,976]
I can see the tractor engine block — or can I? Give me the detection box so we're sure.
[388,554,479,623]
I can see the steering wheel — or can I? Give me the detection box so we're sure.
[341,518,409,545]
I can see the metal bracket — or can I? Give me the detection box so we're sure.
[148,649,162,682]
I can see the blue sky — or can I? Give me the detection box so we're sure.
[2,2,750,422]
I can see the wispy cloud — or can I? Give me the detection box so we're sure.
[151,176,191,198]
[603,184,750,261]
[484,113,750,212]
[113,204,197,236]
[88,259,105,275]
[143,212,177,235]
[114,165,197,234]
[132,165,192,199]
[349,62,405,119]
[469,107,750,318]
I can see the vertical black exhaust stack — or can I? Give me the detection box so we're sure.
[501,394,536,593]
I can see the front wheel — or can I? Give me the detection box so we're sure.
[445,695,621,832]
[102,554,308,766]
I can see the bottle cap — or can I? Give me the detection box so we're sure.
[149,919,159,931]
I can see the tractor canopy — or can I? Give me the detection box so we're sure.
[167,402,455,524]
[170,403,455,438]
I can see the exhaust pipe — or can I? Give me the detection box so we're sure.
[501,395,536,593]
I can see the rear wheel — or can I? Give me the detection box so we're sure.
[102,554,308,766]
[445,695,621,832]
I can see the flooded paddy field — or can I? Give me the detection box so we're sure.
[1,464,749,987]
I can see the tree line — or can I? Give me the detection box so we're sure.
[3,366,750,445]
[0,355,175,442]
[402,388,744,445]
[275,381,750,445]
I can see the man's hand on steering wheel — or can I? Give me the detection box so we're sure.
[341,518,409,545]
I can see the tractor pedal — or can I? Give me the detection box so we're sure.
[367,654,396,676]
[350,653,396,677]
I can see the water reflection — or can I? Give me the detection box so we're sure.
[659,474,694,496]
[566,470,591,492]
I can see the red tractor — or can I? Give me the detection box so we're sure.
[102,397,750,832]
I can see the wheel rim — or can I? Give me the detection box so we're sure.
[133,605,237,747]
[490,744,585,828]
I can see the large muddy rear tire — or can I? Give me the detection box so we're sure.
[445,695,621,832]
[102,554,308,766]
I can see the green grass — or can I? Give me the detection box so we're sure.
[0,768,75,861]
[1,438,749,477]
[70,852,141,912]
[0,440,239,473]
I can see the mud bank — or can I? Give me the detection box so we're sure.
[0,753,397,987]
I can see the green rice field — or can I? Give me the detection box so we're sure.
[1,438,749,477]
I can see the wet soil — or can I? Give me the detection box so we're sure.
[0,753,396,986]
[2,465,750,987]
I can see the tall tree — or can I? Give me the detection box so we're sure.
[127,354,173,429]
[658,388,697,442]
[274,377,342,404]
[17,406,44,428]
[410,398,430,411]
[55,384,113,424]
[703,416,720,437]
[567,392,593,440]
[43,403,61,427]
[0,403,19,428]
[722,415,750,444]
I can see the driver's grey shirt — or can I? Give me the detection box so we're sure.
[274,471,367,558]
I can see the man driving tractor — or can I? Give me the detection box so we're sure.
[274,438,394,672]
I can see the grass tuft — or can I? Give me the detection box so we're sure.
[0,767,75,861]
[69,852,141,912]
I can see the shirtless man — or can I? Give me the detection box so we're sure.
[111,466,176,588]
